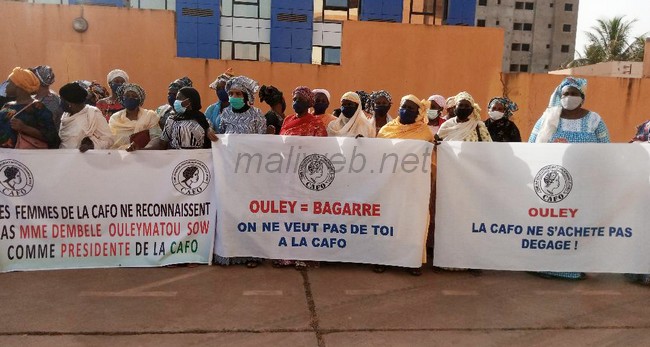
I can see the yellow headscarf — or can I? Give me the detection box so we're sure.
[377,94,434,142]
[8,67,40,94]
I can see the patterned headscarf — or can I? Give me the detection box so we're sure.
[487,97,519,118]
[259,85,284,106]
[355,90,372,114]
[8,67,40,94]
[226,75,259,104]
[369,90,392,110]
[631,120,650,143]
[454,91,482,121]
[169,76,193,91]
[117,83,146,106]
[312,89,330,102]
[30,65,55,87]
[548,76,587,107]
[74,80,108,105]
[292,86,314,107]
[107,69,129,85]
[209,68,234,90]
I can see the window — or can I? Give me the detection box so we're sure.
[512,43,521,51]
[221,0,270,19]
[561,45,570,53]
[525,2,534,10]
[496,20,500,25]
[408,0,440,25]
[510,64,519,72]
[322,47,341,65]
[548,24,552,28]
[478,0,487,5]
[546,44,550,49]
[523,23,532,31]
[515,2,524,9]
[220,41,270,61]
[564,3,573,11]
[544,64,549,70]
[316,0,359,21]
[522,43,530,51]
[498,0,501,4]
[550,2,553,7]
[477,19,486,27]
[563,24,571,32]
[520,64,529,72]
[513,23,522,30]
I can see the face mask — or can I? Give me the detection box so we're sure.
[561,96,582,111]
[399,108,418,124]
[109,83,121,95]
[173,100,186,114]
[488,111,504,120]
[167,94,176,106]
[217,89,229,103]
[426,109,439,120]
[123,98,140,111]
[229,97,245,110]
[293,100,310,114]
[455,107,473,120]
[341,105,358,118]
[374,105,390,117]
[313,102,329,115]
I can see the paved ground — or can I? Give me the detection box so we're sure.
[1,263,649,346]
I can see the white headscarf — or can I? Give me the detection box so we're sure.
[107,69,129,85]
[312,89,330,102]
[327,92,376,138]
[437,91,482,141]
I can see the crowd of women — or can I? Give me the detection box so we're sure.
[0,66,647,285]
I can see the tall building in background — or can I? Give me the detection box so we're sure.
[473,0,579,73]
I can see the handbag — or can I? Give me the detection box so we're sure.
[11,101,48,149]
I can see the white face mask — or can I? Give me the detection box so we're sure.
[427,109,439,120]
[561,96,582,110]
[488,111,504,120]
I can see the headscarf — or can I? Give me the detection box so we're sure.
[86,81,109,105]
[259,85,284,106]
[369,90,392,110]
[487,97,518,118]
[436,91,483,141]
[445,96,456,108]
[428,95,446,109]
[327,92,376,138]
[226,75,259,104]
[117,83,146,106]
[30,65,55,87]
[356,90,373,114]
[535,77,587,143]
[630,120,650,143]
[209,68,234,90]
[8,67,40,94]
[292,86,314,107]
[59,82,88,104]
[377,95,433,141]
[312,89,330,102]
[169,76,193,91]
[107,69,129,85]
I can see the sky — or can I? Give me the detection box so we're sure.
[575,0,650,56]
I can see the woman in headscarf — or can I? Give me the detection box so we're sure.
[0,67,59,149]
[259,85,286,135]
[109,83,161,150]
[58,82,114,151]
[528,77,609,281]
[279,86,328,137]
[312,88,337,128]
[437,92,492,142]
[156,76,193,130]
[355,90,373,118]
[368,90,393,134]
[377,95,435,276]
[444,96,456,120]
[217,75,266,136]
[426,94,446,136]
[630,120,650,142]
[327,91,376,138]
[529,77,609,144]
[96,69,129,121]
[484,97,521,142]
[30,65,63,130]
[205,68,234,132]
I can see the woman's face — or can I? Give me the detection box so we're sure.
[490,102,505,112]
[374,96,391,108]
[401,100,419,113]
[176,92,191,109]
[456,100,473,112]
[314,93,328,104]
[228,89,244,98]
[341,99,358,108]
[124,90,139,100]
[562,86,582,98]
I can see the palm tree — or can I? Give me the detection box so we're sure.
[567,16,646,68]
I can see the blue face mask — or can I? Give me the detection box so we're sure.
[313,102,329,115]
[229,97,245,110]
[173,100,186,114]
[217,89,229,103]
[399,108,418,124]
[341,105,358,118]
[122,98,140,111]
[293,100,310,114]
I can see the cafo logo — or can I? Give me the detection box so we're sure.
[0,159,34,197]
[172,160,210,196]
[298,154,335,191]
[534,164,573,203]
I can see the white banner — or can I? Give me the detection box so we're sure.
[0,149,215,272]
[212,135,433,267]
[434,142,650,273]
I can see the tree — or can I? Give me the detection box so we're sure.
[567,16,646,68]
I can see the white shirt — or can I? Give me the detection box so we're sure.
[59,105,114,149]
